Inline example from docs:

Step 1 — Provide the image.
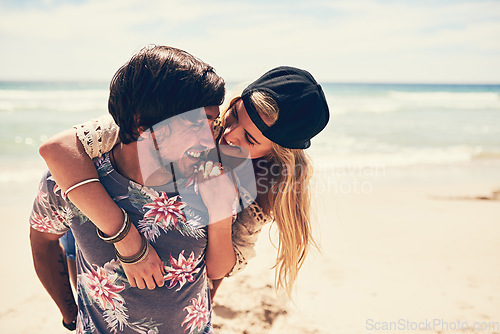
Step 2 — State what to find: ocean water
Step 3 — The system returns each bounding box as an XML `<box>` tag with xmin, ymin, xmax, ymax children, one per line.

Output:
<box><xmin>311</xmin><ymin>83</ymin><xmax>500</xmax><ymax>165</ymax></box>
<box><xmin>1</xmin><ymin>81</ymin><xmax>499</xmax><ymax>186</ymax></box>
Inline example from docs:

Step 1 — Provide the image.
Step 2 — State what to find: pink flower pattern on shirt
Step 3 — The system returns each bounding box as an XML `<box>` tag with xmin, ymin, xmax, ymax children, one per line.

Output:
<box><xmin>31</xmin><ymin>157</ymin><xmax>212</xmax><ymax>333</ymax></box>
<box><xmin>36</xmin><ymin>182</ymin><xmax>49</xmax><ymax>207</ymax></box>
<box><xmin>30</xmin><ymin>211</ymin><xmax>55</xmax><ymax>233</ymax></box>
<box><xmin>53</xmin><ymin>182</ymin><xmax>66</xmax><ymax>199</ymax></box>
<box><xmin>82</xmin><ymin>265</ymin><xmax>125</xmax><ymax>310</ymax></box>
<box><xmin>164</xmin><ymin>251</ymin><xmax>202</xmax><ymax>291</ymax></box>
<box><xmin>143</xmin><ymin>192</ymin><xmax>186</xmax><ymax>229</ymax></box>
<box><xmin>182</xmin><ymin>290</ymin><xmax>210</xmax><ymax>334</ymax></box>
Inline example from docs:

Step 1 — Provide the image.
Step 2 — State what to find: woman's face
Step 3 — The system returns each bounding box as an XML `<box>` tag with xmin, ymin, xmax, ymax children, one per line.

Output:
<box><xmin>219</xmin><ymin>99</ymin><xmax>273</xmax><ymax>159</ymax></box>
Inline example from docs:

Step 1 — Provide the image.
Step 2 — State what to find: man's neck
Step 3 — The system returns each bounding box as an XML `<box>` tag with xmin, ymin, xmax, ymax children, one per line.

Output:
<box><xmin>111</xmin><ymin>142</ymin><xmax>143</xmax><ymax>184</ymax></box>
<box><xmin>111</xmin><ymin>143</ymin><xmax>173</xmax><ymax>186</ymax></box>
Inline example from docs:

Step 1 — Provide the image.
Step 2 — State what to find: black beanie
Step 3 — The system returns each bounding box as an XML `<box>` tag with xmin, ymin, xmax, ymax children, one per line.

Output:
<box><xmin>241</xmin><ymin>66</ymin><xmax>330</xmax><ymax>149</ymax></box>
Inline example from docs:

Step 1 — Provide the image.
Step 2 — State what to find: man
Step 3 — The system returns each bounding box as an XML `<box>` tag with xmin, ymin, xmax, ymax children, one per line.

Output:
<box><xmin>29</xmin><ymin>45</ymin><xmax>231</xmax><ymax>333</ymax></box>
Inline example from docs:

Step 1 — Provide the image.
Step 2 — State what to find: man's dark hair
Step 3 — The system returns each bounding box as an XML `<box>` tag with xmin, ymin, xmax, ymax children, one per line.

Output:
<box><xmin>108</xmin><ymin>45</ymin><xmax>225</xmax><ymax>144</ymax></box>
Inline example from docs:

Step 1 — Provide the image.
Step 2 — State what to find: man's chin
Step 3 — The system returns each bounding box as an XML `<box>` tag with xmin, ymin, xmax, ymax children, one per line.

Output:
<box><xmin>175</xmin><ymin>159</ymin><xmax>198</xmax><ymax>178</ymax></box>
<box><xmin>143</xmin><ymin>168</ymin><xmax>172</xmax><ymax>187</ymax></box>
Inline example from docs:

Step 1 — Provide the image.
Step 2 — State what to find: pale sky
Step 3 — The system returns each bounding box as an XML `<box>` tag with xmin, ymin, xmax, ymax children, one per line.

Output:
<box><xmin>0</xmin><ymin>0</ymin><xmax>499</xmax><ymax>83</ymax></box>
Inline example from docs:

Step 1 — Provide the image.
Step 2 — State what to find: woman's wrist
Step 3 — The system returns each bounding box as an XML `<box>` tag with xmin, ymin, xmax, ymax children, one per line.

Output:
<box><xmin>93</xmin><ymin>207</ymin><xmax>144</xmax><ymax>258</ymax></box>
<box><xmin>96</xmin><ymin>208</ymin><xmax>131</xmax><ymax>243</ymax></box>
<box><xmin>207</xmin><ymin>210</ymin><xmax>233</xmax><ymax>222</ymax></box>
<box><xmin>206</xmin><ymin>198</ymin><xmax>235</xmax><ymax>225</ymax></box>
<box><xmin>208</xmin><ymin>216</ymin><xmax>233</xmax><ymax>231</ymax></box>
<box><xmin>94</xmin><ymin>206</ymin><xmax>128</xmax><ymax>237</ymax></box>
<box><xmin>115</xmin><ymin>233</ymin><xmax>150</xmax><ymax>264</ymax></box>
<box><xmin>114</xmin><ymin>225</ymin><xmax>143</xmax><ymax>257</ymax></box>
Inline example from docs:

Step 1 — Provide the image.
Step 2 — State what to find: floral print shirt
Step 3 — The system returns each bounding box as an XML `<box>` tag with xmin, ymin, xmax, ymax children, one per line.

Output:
<box><xmin>75</xmin><ymin>114</ymin><xmax>273</xmax><ymax>276</ymax></box>
<box><xmin>30</xmin><ymin>153</ymin><xmax>213</xmax><ymax>334</ymax></box>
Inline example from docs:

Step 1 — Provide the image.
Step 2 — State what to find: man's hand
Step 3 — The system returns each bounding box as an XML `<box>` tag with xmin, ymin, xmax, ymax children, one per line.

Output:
<box><xmin>30</xmin><ymin>228</ymin><xmax>78</xmax><ymax>327</ymax></box>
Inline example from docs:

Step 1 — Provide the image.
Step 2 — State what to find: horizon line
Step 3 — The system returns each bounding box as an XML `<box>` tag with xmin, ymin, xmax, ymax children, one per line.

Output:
<box><xmin>1</xmin><ymin>79</ymin><xmax>500</xmax><ymax>86</ymax></box>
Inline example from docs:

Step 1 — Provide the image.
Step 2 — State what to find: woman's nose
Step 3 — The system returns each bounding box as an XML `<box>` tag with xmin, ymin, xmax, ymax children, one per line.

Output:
<box><xmin>222</xmin><ymin>125</ymin><xmax>241</xmax><ymax>146</ymax></box>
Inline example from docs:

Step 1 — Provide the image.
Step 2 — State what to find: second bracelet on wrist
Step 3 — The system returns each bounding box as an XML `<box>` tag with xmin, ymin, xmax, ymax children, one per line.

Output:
<box><xmin>115</xmin><ymin>233</ymin><xmax>150</xmax><ymax>265</ymax></box>
<box><xmin>96</xmin><ymin>208</ymin><xmax>131</xmax><ymax>244</ymax></box>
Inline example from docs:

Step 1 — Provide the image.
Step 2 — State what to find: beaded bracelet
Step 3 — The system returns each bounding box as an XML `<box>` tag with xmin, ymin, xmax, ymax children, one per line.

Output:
<box><xmin>115</xmin><ymin>233</ymin><xmax>150</xmax><ymax>265</ymax></box>
<box><xmin>96</xmin><ymin>208</ymin><xmax>131</xmax><ymax>244</ymax></box>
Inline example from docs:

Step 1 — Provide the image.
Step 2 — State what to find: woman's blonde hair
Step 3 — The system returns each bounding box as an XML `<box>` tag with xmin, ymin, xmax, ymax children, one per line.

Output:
<box><xmin>224</xmin><ymin>91</ymin><xmax>318</xmax><ymax>296</ymax></box>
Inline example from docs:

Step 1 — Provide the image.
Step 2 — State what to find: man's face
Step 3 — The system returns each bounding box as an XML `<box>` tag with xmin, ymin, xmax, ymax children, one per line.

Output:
<box><xmin>138</xmin><ymin>106</ymin><xmax>220</xmax><ymax>181</ymax></box>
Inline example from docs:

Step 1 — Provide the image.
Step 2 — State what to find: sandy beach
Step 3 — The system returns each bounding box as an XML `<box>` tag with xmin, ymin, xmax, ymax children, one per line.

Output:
<box><xmin>211</xmin><ymin>167</ymin><xmax>500</xmax><ymax>334</ymax></box>
<box><xmin>1</xmin><ymin>160</ymin><xmax>499</xmax><ymax>333</ymax></box>
<box><xmin>1</xmin><ymin>0</ymin><xmax>499</xmax><ymax>331</ymax></box>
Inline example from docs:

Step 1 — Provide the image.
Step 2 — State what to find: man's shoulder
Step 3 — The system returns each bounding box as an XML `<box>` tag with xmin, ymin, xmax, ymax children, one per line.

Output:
<box><xmin>93</xmin><ymin>152</ymin><xmax>114</xmax><ymax>177</ymax></box>
<box><xmin>36</xmin><ymin>169</ymin><xmax>57</xmax><ymax>191</ymax></box>
<box><xmin>30</xmin><ymin>170</ymin><xmax>73</xmax><ymax>234</ymax></box>
<box><xmin>36</xmin><ymin>169</ymin><xmax>70</xmax><ymax>203</ymax></box>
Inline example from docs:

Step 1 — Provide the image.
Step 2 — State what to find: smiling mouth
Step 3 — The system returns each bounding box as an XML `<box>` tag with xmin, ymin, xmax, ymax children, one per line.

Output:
<box><xmin>185</xmin><ymin>146</ymin><xmax>209</xmax><ymax>159</ymax></box>
<box><xmin>186</xmin><ymin>150</ymin><xmax>202</xmax><ymax>158</ymax></box>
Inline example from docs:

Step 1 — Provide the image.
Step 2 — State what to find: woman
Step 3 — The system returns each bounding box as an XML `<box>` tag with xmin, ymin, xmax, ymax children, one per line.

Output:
<box><xmin>40</xmin><ymin>66</ymin><xmax>330</xmax><ymax>298</ymax></box>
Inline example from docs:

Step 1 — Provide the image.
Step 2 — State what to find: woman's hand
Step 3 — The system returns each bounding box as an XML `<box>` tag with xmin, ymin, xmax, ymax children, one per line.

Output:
<box><xmin>197</xmin><ymin>161</ymin><xmax>237</xmax><ymax>279</ymax></box>
<box><xmin>197</xmin><ymin>161</ymin><xmax>238</xmax><ymax>224</ymax></box>
<box><xmin>115</xmin><ymin>225</ymin><xmax>165</xmax><ymax>289</ymax></box>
